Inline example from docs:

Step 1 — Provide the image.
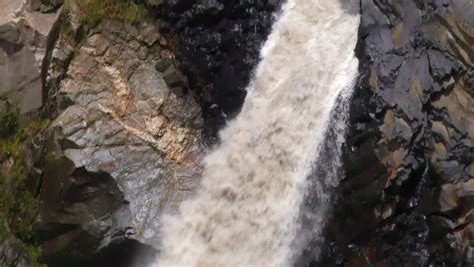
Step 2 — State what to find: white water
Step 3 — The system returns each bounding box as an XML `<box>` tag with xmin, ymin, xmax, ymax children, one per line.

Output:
<box><xmin>154</xmin><ymin>0</ymin><xmax>360</xmax><ymax>266</ymax></box>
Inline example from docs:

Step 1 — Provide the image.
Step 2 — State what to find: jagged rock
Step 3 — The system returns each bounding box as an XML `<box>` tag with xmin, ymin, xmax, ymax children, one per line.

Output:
<box><xmin>1</xmin><ymin>0</ymin><xmax>470</xmax><ymax>265</ymax></box>
<box><xmin>320</xmin><ymin>0</ymin><xmax>474</xmax><ymax>266</ymax></box>
<box><xmin>459</xmin><ymin>179</ymin><xmax>474</xmax><ymax>197</ymax></box>
<box><xmin>154</xmin><ymin>0</ymin><xmax>283</xmax><ymax>135</ymax></box>
<box><xmin>0</xmin><ymin>0</ymin><xmax>61</xmax><ymax>113</ymax></box>
<box><xmin>439</xmin><ymin>183</ymin><xmax>460</xmax><ymax>212</ymax></box>
<box><xmin>29</xmin><ymin>18</ymin><xmax>205</xmax><ymax>264</ymax></box>
<box><xmin>29</xmin><ymin>0</ymin><xmax>64</xmax><ymax>13</ymax></box>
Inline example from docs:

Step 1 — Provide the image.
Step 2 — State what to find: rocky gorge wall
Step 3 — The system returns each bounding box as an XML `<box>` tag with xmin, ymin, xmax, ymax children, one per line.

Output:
<box><xmin>161</xmin><ymin>0</ymin><xmax>473</xmax><ymax>266</ymax></box>
<box><xmin>0</xmin><ymin>0</ymin><xmax>472</xmax><ymax>266</ymax></box>
<box><xmin>1</xmin><ymin>0</ymin><xmax>282</xmax><ymax>265</ymax></box>
<box><xmin>1</xmin><ymin>0</ymin><xmax>205</xmax><ymax>265</ymax></box>
<box><xmin>318</xmin><ymin>0</ymin><xmax>474</xmax><ymax>266</ymax></box>
<box><xmin>0</xmin><ymin>0</ymin><xmax>62</xmax><ymax>113</ymax></box>
<box><xmin>151</xmin><ymin>0</ymin><xmax>283</xmax><ymax>137</ymax></box>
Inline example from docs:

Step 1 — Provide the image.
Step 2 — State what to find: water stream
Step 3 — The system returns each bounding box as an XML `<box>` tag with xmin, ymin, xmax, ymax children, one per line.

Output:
<box><xmin>154</xmin><ymin>0</ymin><xmax>360</xmax><ymax>265</ymax></box>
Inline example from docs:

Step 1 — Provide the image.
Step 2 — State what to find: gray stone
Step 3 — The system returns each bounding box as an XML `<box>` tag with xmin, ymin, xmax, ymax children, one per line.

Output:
<box><xmin>138</xmin><ymin>46</ymin><xmax>148</xmax><ymax>60</ymax></box>
<box><xmin>162</xmin><ymin>65</ymin><xmax>187</xmax><ymax>88</ymax></box>
<box><xmin>34</xmin><ymin>18</ymin><xmax>205</xmax><ymax>259</ymax></box>
<box><xmin>138</xmin><ymin>20</ymin><xmax>161</xmax><ymax>46</ymax></box>
<box><xmin>0</xmin><ymin>0</ymin><xmax>61</xmax><ymax>113</ymax></box>
<box><xmin>458</xmin><ymin>179</ymin><xmax>474</xmax><ymax>198</ymax></box>
<box><xmin>324</xmin><ymin>0</ymin><xmax>474</xmax><ymax>265</ymax></box>
<box><xmin>0</xmin><ymin>225</ymin><xmax>32</xmax><ymax>267</ymax></box>
<box><xmin>155</xmin><ymin>58</ymin><xmax>172</xmax><ymax>72</ymax></box>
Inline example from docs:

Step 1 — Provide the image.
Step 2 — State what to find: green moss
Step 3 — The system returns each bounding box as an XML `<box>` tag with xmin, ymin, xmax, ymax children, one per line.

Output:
<box><xmin>67</xmin><ymin>0</ymin><xmax>147</xmax><ymax>27</ymax></box>
<box><xmin>0</xmin><ymin>101</ymin><xmax>50</xmax><ymax>266</ymax></box>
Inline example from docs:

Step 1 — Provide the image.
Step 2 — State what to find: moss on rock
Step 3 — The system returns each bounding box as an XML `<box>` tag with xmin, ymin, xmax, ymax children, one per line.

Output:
<box><xmin>0</xmin><ymin>100</ymin><xmax>50</xmax><ymax>266</ymax></box>
<box><xmin>66</xmin><ymin>0</ymin><xmax>147</xmax><ymax>27</ymax></box>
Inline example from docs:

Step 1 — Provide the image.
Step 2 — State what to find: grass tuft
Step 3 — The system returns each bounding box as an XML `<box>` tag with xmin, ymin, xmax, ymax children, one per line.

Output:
<box><xmin>66</xmin><ymin>0</ymin><xmax>147</xmax><ymax>27</ymax></box>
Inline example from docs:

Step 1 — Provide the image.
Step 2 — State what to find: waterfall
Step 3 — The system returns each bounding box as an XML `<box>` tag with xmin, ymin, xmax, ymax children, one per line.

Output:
<box><xmin>153</xmin><ymin>0</ymin><xmax>360</xmax><ymax>266</ymax></box>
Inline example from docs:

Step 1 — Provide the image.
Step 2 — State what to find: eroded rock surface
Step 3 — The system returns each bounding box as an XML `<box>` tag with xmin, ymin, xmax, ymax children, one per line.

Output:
<box><xmin>319</xmin><ymin>0</ymin><xmax>474</xmax><ymax>266</ymax></box>
<box><xmin>29</xmin><ymin>17</ymin><xmax>204</xmax><ymax>264</ymax></box>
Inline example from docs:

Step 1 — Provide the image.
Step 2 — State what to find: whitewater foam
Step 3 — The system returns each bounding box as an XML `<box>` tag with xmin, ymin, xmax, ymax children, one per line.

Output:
<box><xmin>154</xmin><ymin>0</ymin><xmax>360</xmax><ymax>266</ymax></box>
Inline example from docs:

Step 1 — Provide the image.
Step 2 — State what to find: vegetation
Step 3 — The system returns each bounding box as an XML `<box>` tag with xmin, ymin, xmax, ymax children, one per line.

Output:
<box><xmin>66</xmin><ymin>0</ymin><xmax>148</xmax><ymax>27</ymax></box>
<box><xmin>0</xmin><ymin>99</ymin><xmax>49</xmax><ymax>266</ymax></box>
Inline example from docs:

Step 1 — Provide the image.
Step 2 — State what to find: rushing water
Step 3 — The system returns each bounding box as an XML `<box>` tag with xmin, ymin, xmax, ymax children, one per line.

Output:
<box><xmin>154</xmin><ymin>0</ymin><xmax>360</xmax><ymax>266</ymax></box>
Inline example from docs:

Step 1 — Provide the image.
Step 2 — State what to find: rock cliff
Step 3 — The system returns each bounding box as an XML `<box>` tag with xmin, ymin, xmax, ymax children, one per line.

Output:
<box><xmin>0</xmin><ymin>0</ymin><xmax>62</xmax><ymax>113</ymax></box>
<box><xmin>0</xmin><ymin>0</ymin><xmax>472</xmax><ymax>266</ymax></box>
<box><xmin>152</xmin><ymin>0</ymin><xmax>283</xmax><ymax>136</ymax></box>
<box><xmin>2</xmin><ymin>0</ymin><xmax>205</xmax><ymax>265</ymax></box>
<box><xmin>33</xmin><ymin>16</ymin><xmax>204</xmax><ymax>264</ymax></box>
<box><xmin>318</xmin><ymin>0</ymin><xmax>473</xmax><ymax>266</ymax></box>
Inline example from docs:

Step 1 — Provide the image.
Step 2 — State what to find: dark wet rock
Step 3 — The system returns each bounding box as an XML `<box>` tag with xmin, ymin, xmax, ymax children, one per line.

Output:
<box><xmin>319</xmin><ymin>0</ymin><xmax>474</xmax><ymax>266</ymax></box>
<box><xmin>150</xmin><ymin>0</ymin><xmax>283</xmax><ymax>136</ymax></box>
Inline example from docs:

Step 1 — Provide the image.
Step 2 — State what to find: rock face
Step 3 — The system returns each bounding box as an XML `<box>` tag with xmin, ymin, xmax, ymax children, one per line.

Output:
<box><xmin>1</xmin><ymin>0</ymin><xmax>472</xmax><ymax>266</ymax></box>
<box><xmin>28</xmin><ymin>15</ymin><xmax>204</xmax><ymax>265</ymax></box>
<box><xmin>154</xmin><ymin>0</ymin><xmax>283</xmax><ymax>135</ymax></box>
<box><xmin>0</xmin><ymin>0</ymin><xmax>62</xmax><ymax>113</ymax></box>
<box><xmin>319</xmin><ymin>0</ymin><xmax>474</xmax><ymax>266</ymax></box>
<box><xmin>23</xmin><ymin>0</ymin><xmax>286</xmax><ymax>264</ymax></box>
<box><xmin>0</xmin><ymin>227</ymin><xmax>31</xmax><ymax>267</ymax></box>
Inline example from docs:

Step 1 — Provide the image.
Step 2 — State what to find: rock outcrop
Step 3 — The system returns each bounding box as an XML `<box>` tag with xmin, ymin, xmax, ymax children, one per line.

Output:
<box><xmin>0</xmin><ymin>0</ymin><xmax>62</xmax><ymax>113</ymax></box>
<box><xmin>319</xmin><ymin>0</ymin><xmax>474</xmax><ymax>266</ymax></box>
<box><xmin>152</xmin><ymin>0</ymin><xmax>283</xmax><ymax>135</ymax></box>
<box><xmin>1</xmin><ymin>0</ymin><xmax>472</xmax><ymax>266</ymax></box>
<box><xmin>29</xmin><ymin>15</ymin><xmax>205</xmax><ymax>264</ymax></box>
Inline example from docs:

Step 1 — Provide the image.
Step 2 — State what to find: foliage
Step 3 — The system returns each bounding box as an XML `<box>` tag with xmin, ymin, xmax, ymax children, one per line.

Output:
<box><xmin>0</xmin><ymin>101</ymin><xmax>19</xmax><ymax>138</ymax></box>
<box><xmin>67</xmin><ymin>0</ymin><xmax>147</xmax><ymax>27</ymax></box>
<box><xmin>0</xmin><ymin>101</ymin><xmax>50</xmax><ymax>266</ymax></box>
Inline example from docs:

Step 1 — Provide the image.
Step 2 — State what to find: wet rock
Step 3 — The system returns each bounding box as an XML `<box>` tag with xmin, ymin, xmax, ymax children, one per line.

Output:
<box><xmin>0</xmin><ymin>0</ymin><xmax>62</xmax><ymax>113</ymax></box>
<box><xmin>153</xmin><ymin>0</ymin><xmax>283</xmax><ymax>135</ymax></box>
<box><xmin>320</xmin><ymin>0</ymin><xmax>474</xmax><ymax>266</ymax></box>
<box><xmin>162</xmin><ymin>64</ymin><xmax>187</xmax><ymax>88</ymax></box>
<box><xmin>439</xmin><ymin>183</ymin><xmax>460</xmax><ymax>212</ymax></box>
